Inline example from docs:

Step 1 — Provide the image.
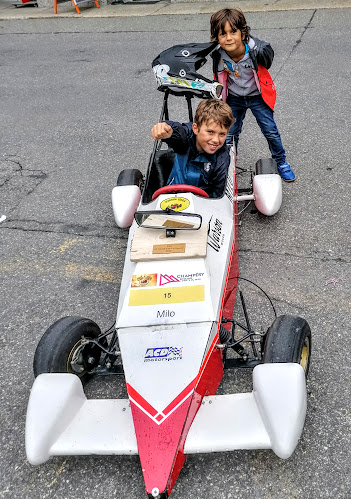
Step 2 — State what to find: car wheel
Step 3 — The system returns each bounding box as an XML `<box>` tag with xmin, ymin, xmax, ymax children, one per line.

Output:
<box><xmin>33</xmin><ymin>316</ymin><xmax>104</xmax><ymax>383</ymax></box>
<box><xmin>117</xmin><ymin>169</ymin><xmax>143</xmax><ymax>189</ymax></box>
<box><xmin>263</xmin><ymin>315</ymin><xmax>311</xmax><ymax>376</ymax></box>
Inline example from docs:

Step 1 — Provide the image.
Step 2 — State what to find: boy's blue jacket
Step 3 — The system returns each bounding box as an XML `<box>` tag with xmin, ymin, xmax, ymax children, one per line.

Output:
<box><xmin>163</xmin><ymin>120</ymin><xmax>230</xmax><ymax>198</ymax></box>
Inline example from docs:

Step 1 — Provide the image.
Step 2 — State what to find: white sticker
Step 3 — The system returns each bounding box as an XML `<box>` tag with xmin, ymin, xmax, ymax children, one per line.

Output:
<box><xmin>117</xmin><ymin>260</ymin><xmax>214</xmax><ymax>328</ymax></box>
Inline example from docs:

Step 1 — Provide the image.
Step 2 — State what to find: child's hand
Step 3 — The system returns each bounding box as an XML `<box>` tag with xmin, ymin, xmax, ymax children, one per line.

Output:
<box><xmin>151</xmin><ymin>122</ymin><xmax>173</xmax><ymax>140</ymax></box>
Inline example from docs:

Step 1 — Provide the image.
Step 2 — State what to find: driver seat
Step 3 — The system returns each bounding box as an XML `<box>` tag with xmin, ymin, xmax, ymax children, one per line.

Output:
<box><xmin>142</xmin><ymin>148</ymin><xmax>175</xmax><ymax>204</ymax></box>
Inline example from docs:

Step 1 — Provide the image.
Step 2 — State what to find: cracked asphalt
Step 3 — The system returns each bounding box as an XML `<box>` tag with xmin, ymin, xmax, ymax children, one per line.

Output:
<box><xmin>0</xmin><ymin>6</ymin><xmax>350</xmax><ymax>499</ymax></box>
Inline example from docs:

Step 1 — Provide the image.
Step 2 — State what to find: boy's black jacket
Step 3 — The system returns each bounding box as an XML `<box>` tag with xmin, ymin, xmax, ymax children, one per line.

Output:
<box><xmin>164</xmin><ymin>121</ymin><xmax>230</xmax><ymax>199</ymax></box>
<box><xmin>211</xmin><ymin>36</ymin><xmax>274</xmax><ymax>79</ymax></box>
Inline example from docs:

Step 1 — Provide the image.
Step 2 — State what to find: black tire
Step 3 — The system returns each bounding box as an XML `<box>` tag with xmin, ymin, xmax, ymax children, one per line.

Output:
<box><xmin>33</xmin><ymin>316</ymin><xmax>103</xmax><ymax>383</ymax></box>
<box><xmin>263</xmin><ymin>315</ymin><xmax>311</xmax><ymax>376</ymax></box>
<box><xmin>255</xmin><ymin>158</ymin><xmax>278</xmax><ymax>175</ymax></box>
<box><xmin>117</xmin><ymin>169</ymin><xmax>143</xmax><ymax>189</ymax></box>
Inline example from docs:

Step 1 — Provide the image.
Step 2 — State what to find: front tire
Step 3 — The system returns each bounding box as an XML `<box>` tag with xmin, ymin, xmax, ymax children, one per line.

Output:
<box><xmin>263</xmin><ymin>315</ymin><xmax>311</xmax><ymax>376</ymax></box>
<box><xmin>33</xmin><ymin>316</ymin><xmax>103</xmax><ymax>383</ymax></box>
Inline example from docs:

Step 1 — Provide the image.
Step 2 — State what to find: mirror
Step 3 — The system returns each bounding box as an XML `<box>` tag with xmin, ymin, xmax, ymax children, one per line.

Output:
<box><xmin>134</xmin><ymin>210</ymin><xmax>202</xmax><ymax>230</ymax></box>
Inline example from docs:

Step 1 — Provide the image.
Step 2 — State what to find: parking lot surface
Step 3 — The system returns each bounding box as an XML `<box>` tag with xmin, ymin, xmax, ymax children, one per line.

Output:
<box><xmin>0</xmin><ymin>6</ymin><xmax>350</xmax><ymax>499</ymax></box>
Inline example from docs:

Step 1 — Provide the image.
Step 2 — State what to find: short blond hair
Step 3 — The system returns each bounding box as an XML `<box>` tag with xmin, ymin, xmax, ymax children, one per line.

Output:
<box><xmin>194</xmin><ymin>99</ymin><xmax>234</xmax><ymax>130</ymax></box>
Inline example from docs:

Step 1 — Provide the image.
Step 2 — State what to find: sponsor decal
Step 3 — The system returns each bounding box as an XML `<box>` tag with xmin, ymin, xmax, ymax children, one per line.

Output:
<box><xmin>144</xmin><ymin>346</ymin><xmax>183</xmax><ymax>362</ymax></box>
<box><xmin>204</xmin><ymin>162</ymin><xmax>211</xmax><ymax>173</ymax></box>
<box><xmin>160</xmin><ymin>274</ymin><xmax>180</xmax><ymax>286</ymax></box>
<box><xmin>225</xmin><ymin>174</ymin><xmax>234</xmax><ymax>202</ymax></box>
<box><xmin>208</xmin><ymin>217</ymin><xmax>224</xmax><ymax>252</ymax></box>
<box><xmin>131</xmin><ymin>274</ymin><xmax>157</xmax><ymax>287</ymax></box>
<box><xmin>176</xmin><ymin>272</ymin><xmax>204</xmax><ymax>282</ymax></box>
<box><xmin>160</xmin><ymin>272</ymin><xmax>204</xmax><ymax>285</ymax></box>
<box><xmin>160</xmin><ymin>197</ymin><xmax>190</xmax><ymax>212</ymax></box>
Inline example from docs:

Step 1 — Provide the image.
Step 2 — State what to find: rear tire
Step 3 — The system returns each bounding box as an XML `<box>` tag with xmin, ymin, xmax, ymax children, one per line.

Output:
<box><xmin>33</xmin><ymin>316</ymin><xmax>103</xmax><ymax>383</ymax></box>
<box><xmin>117</xmin><ymin>169</ymin><xmax>143</xmax><ymax>189</ymax></box>
<box><xmin>263</xmin><ymin>315</ymin><xmax>311</xmax><ymax>376</ymax></box>
<box><xmin>255</xmin><ymin>158</ymin><xmax>278</xmax><ymax>175</ymax></box>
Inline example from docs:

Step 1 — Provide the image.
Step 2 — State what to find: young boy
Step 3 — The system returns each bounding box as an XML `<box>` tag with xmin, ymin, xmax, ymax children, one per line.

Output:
<box><xmin>210</xmin><ymin>8</ymin><xmax>295</xmax><ymax>182</ymax></box>
<box><xmin>151</xmin><ymin>99</ymin><xmax>234</xmax><ymax>198</ymax></box>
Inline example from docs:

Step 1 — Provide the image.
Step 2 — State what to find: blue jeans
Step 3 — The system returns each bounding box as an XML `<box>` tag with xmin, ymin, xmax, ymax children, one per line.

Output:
<box><xmin>226</xmin><ymin>94</ymin><xmax>286</xmax><ymax>165</ymax></box>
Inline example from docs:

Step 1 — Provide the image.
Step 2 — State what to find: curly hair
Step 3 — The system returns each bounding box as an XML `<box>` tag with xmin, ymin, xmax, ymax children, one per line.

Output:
<box><xmin>194</xmin><ymin>99</ymin><xmax>234</xmax><ymax>130</ymax></box>
<box><xmin>210</xmin><ymin>8</ymin><xmax>250</xmax><ymax>43</ymax></box>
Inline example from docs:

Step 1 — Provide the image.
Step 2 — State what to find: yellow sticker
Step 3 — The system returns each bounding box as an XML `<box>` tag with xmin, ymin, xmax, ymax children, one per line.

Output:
<box><xmin>160</xmin><ymin>197</ymin><xmax>190</xmax><ymax>212</ymax></box>
<box><xmin>129</xmin><ymin>285</ymin><xmax>204</xmax><ymax>306</ymax></box>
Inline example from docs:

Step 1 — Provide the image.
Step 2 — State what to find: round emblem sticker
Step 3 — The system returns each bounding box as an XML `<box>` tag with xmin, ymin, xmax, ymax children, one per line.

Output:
<box><xmin>160</xmin><ymin>197</ymin><xmax>190</xmax><ymax>212</ymax></box>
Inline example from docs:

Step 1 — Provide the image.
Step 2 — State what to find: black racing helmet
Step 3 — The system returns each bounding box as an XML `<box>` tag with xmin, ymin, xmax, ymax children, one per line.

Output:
<box><xmin>152</xmin><ymin>42</ymin><xmax>223</xmax><ymax>99</ymax></box>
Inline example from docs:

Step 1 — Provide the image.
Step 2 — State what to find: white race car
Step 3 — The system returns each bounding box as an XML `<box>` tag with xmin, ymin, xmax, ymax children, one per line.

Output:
<box><xmin>26</xmin><ymin>43</ymin><xmax>311</xmax><ymax>499</ymax></box>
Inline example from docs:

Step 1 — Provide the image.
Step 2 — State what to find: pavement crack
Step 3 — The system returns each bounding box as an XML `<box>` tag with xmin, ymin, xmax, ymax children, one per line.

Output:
<box><xmin>239</xmin><ymin>247</ymin><xmax>349</xmax><ymax>264</ymax></box>
<box><xmin>5</xmin><ymin>157</ymin><xmax>23</xmax><ymax>171</ymax></box>
<box><xmin>0</xmin><ymin>218</ymin><xmax>129</xmax><ymax>240</ymax></box>
<box><xmin>1</xmin><ymin>155</ymin><xmax>48</xmax><ymax>213</ymax></box>
<box><xmin>2</xmin><ymin>155</ymin><xmax>47</xmax><ymax>179</ymax></box>
<box><xmin>273</xmin><ymin>9</ymin><xmax>316</xmax><ymax>81</ymax></box>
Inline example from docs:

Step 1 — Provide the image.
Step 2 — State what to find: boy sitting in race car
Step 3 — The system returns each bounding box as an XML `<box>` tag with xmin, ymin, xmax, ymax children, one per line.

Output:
<box><xmin>151</xmin><ymin>99</ymin><xmax>234</xmax><ymax>198</ymax></box>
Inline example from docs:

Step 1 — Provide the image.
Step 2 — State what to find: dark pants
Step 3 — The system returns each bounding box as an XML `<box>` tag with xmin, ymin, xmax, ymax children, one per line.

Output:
<box><xmin>226</xmin><ymin>94</ymin><xmax>286</xmax><ymax>165</ymax></box>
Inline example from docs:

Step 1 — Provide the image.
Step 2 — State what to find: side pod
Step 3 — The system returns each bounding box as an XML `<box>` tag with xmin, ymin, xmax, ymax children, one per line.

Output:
<box><xmin>112</xmin><ymin>185</ymin><xmax>141</xmax><ymax>228</ymax></box>
<box><xmin>253</xmin><ymin>158</ymin><xmax>282</xmax><ymax>216</ymax></box>
<box><xmin>112</xmin><ymin>169</ymin><xmax>143</xmax><ymax>228</ymax></box>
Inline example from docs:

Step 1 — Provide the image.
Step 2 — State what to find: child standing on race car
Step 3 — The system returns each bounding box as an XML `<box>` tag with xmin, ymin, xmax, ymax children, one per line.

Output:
<box><xmin>210</xmin><ymin>8</ymin><xmax>295</xmax><ymax>182</ymax></box>
<box><xmin>151</xmin><ymin>99</ymin><xmax>234</xmax><ymax>198</ymax></box>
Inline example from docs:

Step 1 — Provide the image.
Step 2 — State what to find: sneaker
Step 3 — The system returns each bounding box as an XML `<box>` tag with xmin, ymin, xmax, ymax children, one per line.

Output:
<box><xmin>277</xmin><ymin>162</ymin><xmax>295</xmax><ymax>182</ymax></box>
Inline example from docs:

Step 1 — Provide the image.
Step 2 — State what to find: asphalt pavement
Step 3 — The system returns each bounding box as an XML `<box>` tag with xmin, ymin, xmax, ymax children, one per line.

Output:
<box><xmin>0</xmin><ymin>3</ymin><xmax>351</xmax><ymax>499</ymax></box>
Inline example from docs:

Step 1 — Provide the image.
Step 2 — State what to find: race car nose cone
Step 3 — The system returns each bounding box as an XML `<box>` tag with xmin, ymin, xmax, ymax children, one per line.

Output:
<box><xmin>148</xmin><ymin>488</ymin><xmax>168</xmax><ymax>498</ymax></box>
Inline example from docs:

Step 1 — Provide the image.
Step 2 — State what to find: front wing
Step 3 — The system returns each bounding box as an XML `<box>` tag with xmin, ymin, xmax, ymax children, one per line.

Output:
<box><xmin>26</xmin><ymin>363</ymin><xmax>306</xmax><ymax>465</ymax></box>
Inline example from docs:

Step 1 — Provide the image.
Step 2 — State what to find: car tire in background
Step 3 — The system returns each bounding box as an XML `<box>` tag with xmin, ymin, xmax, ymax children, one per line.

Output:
<box><xmin>263</xmin><ymin>314</ymin><xmax>311</xmax><ymax>376</ymax></box>
<box><xmin>117</xmin><ymin>168</ymin><xmax>143</xmax><ymax>188</ymax></box>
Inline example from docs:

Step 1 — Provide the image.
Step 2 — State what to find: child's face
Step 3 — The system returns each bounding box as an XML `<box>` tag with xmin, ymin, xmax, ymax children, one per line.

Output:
<box><xmin>192</xmin><ymin>120</ymin><xmax>228</xmax><ymax>155</ymax></box>
<box><xmin>217</xmin><ymin>21</ymin><xmax>245</xmax><ymax>59</ymax></box>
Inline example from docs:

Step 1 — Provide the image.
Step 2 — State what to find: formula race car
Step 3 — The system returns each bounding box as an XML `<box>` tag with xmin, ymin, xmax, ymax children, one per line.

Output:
<box><xmin>26</xmin><ymin>42</ymin><xmax>311</xmax><ymax>499</ymax></box>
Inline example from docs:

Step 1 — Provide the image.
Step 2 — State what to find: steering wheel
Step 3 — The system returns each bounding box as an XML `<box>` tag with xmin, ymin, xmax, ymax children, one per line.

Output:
<box><xmin>152</xmin><ymin>184</ymin><xmax>209</xmax><ymax>201</ymax></box>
